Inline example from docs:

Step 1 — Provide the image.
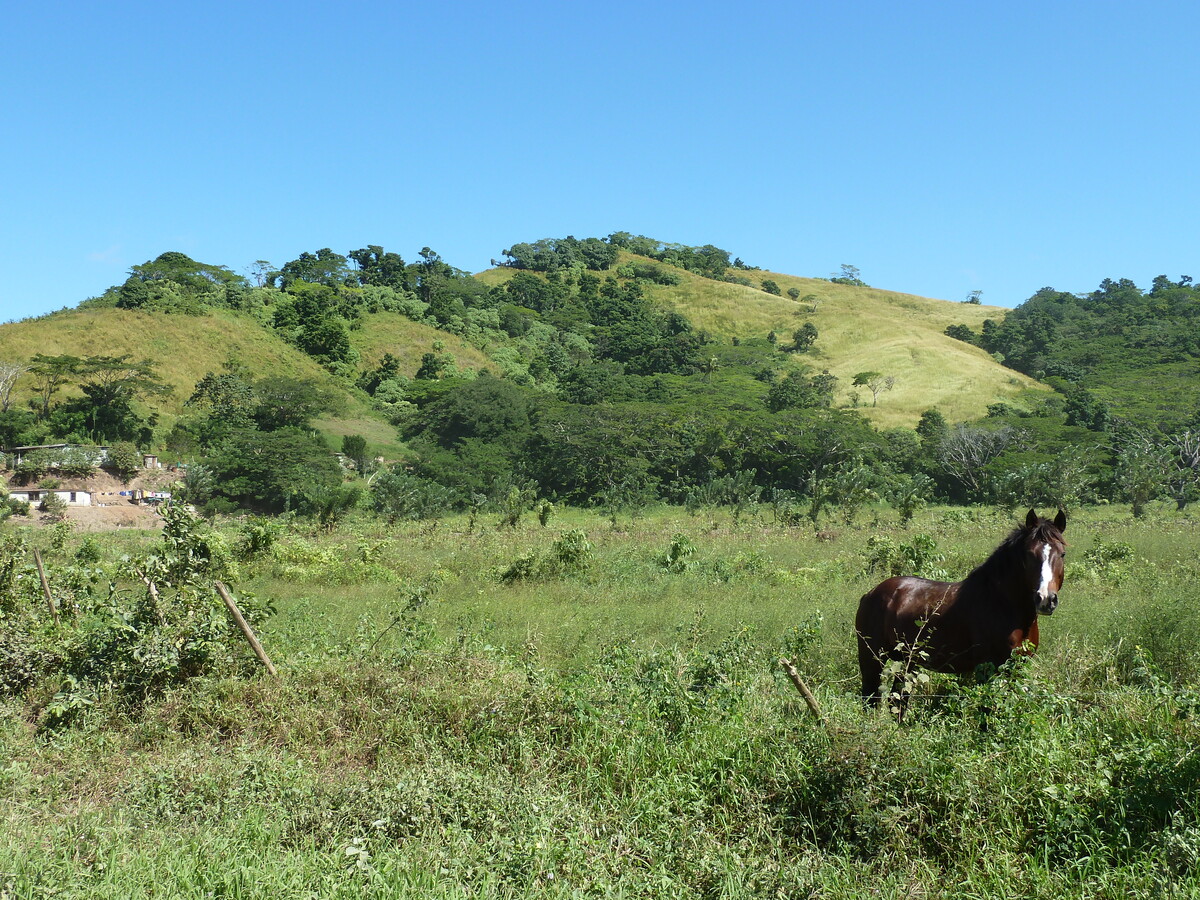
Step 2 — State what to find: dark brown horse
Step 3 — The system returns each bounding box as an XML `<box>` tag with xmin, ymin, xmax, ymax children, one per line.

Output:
<box><xmin>856</xmin><ymin>509</ymin><xmax>1067</xmax><ymax>705</ymax></box>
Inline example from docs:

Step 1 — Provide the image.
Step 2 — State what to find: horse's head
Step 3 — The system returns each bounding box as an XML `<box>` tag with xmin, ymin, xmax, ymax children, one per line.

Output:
<box><xmin>1023</xmin><ymin>508</ymin><xmax>1067</xmax><ymax>615</ymax></box>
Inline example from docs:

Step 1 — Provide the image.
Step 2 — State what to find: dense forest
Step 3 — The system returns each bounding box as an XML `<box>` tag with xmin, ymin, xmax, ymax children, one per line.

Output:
<box><xmin>2</xmin><ymin>234</ymin><xmax>1198</xmax><ymax>524</ymax></box>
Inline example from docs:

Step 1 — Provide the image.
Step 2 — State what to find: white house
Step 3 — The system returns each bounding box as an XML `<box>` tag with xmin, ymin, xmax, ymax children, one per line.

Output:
<box><xmin>9</xmin><ymin>488</ymin><xmax>94</xmax><ymax>507</ymax></box>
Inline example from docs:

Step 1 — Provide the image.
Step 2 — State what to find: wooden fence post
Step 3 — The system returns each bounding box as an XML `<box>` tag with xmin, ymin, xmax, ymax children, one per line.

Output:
<box><xmin>215</xmin><ymin>581</ymin><xmax>277</xmax><ymax>676</ymax></box>
<box><xmin>780</xmin><ymin>657</ymin><xmax>826</xmax><ymax>727</ymax></box>
<box><xmin>33</xmin><ymin>549</ymin><xmax>59</xmax><ymax>627</ymax></box>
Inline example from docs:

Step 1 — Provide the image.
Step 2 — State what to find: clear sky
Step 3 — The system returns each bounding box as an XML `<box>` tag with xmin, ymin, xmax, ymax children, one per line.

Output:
<box><xmin>3</xmin><ymin>1</ymin><xmax>1197</xmax><ymax>322</ymax></box>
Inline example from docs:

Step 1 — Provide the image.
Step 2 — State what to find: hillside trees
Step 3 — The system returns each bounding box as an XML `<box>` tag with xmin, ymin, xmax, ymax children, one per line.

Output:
<box><xmin>501</xmin><ymin>236</ymin><xmax>619</xmax><ymax>272</ymax></box>
<box><xmin>946</xmin><ymin>275</ymin><xmax>1200</xmax><ymax>428</ymax></box>
<box><xmin>853</xmin><ymin>371</ymin><xmax>895</xmax><ymax>407</ymax></box>
<box><xmin>765</xmin><ymin>370</ymin><xmax>837</xmax><ymax>411</ymax></box>
<box><xmin>0</xmin><ymin>362</ymin><xmax>26</xmax><ymax>413</ymax></box>
<box><xmin>348</xmin><ymin>245</ymin><xmax>407</xmax><ymax>289</ymax></box>
<box><xmin>112</xmin><ymin>252</ymin><xmax>247</xmax><ymax>313</ymax></box>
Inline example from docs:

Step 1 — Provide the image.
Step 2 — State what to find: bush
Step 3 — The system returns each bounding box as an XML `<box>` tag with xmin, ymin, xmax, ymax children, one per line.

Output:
<box><xmin>0</xmin><ymin>503</ymin><xmax>264</xmax><ymax>727</ymax></box>
<box><xmin>38</xmin><ymin>492</ymin><xmax>68</xmax><ymax>522</ymax></box>
<box><xmin>106</xmin><ymin>441</ymin><xmax>142</xmax><ymax>483</ymax></box>
<box><xmin>500</xmin><ymin>529</ymin><xmax>593</xmax><ymax>582</ymax></box>
<box><xmin>371</xmin><ymin>470</ymin><xmax>459</xmax><ymax>522</ymax></box>
<box><xmin>865</xmin><ymin>533</ymin><xmax>948</xmax><ymax>580</ymax></box>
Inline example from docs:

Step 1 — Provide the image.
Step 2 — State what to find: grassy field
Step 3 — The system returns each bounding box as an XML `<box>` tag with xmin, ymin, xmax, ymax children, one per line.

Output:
<box><xmin>2</xmin><ymin>503</ymin><xmax>1199</xmax><ymax>897</ymax></box>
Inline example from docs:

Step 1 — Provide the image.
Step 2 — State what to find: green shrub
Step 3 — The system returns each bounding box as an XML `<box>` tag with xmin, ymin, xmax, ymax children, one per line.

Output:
<box><xmin>864</xmin><ymin>533</ymin><xmax>948</xmax><ymax>580</ymax></box>
<box><xmin>106</xmin><ymin>441</ymin><xmax>142</xmax><ymax>483</ymax></box>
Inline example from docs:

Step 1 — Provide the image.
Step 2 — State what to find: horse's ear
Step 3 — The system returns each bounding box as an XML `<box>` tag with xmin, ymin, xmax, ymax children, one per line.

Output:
<box><xmin>1054</xmin><ymin>509</ymin><xmax>1067</xmax><ymax>532</ymax></box>
<box><xmin>1025</xmin><ymin>509</ymin><xmax>1039</xmax><ymax>529</ymax></box>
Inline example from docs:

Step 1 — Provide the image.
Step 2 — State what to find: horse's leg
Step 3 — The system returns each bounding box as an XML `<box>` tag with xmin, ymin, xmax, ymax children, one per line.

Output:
<box><xmin>857</xmin><ymin>633</ymin><xmax>884</xmax><ymax>707</ymax></box>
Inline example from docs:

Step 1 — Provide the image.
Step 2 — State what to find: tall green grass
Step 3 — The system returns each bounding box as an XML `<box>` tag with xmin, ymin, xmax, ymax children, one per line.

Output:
<box><xmin>2</xmin><ymin>504</ymin><xmax>1199</xmax><ymax>898</ymax></box>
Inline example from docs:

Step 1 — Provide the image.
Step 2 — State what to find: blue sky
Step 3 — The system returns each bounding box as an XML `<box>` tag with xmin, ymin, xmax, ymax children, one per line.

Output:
<box><xmin>3</xmin><ymin>1</ymin><xmax>1197</xmax><ymax>322</ymax></box>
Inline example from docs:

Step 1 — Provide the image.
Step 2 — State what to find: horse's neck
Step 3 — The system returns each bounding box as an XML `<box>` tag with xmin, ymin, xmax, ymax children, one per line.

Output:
<box><xmin>964</xmin><ymin>567</ymin><xmax>1038</xmax><ymax>624</ymax></box>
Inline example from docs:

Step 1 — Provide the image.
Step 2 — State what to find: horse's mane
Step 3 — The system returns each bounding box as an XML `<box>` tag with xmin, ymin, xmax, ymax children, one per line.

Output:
<box><xmin>962</xmin><ymin>518</ymin><xmax>1062</xmax><ymax>587</ymax></box>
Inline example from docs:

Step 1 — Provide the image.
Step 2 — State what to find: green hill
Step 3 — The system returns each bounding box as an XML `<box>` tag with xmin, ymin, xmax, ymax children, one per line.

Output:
<box><xmin>0</xmin><ymin>307</ymin><xmax>490</xmax><ymax>457</ymax></box>
<box><xmin>479</xmin><ymin>253</ymin><xmax>1042</xmax><ymax>428</ymax></box>
<box><xmin>0</xmin><ymin>254</ymin><xmax>1039</xmax><ymax>447</ymax></box>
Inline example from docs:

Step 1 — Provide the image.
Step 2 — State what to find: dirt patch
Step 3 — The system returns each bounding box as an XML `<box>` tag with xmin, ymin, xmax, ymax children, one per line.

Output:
<box><xmin>5</xmin><ymin>466</ymin><xmax>184</xmax><ymax>532</ymax></box>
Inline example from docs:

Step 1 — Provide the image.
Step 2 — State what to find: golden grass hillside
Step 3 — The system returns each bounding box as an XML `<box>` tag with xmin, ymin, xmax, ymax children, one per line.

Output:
<box><xmin>0</xmin><ymin>308</ymin><xmax>403</xmax><ymax>453</ymax></box>
<box><xmin>688</xmin><ymin>268</ymin><xmax>1044</xmax><ymax>428</ymax></box>
<box><xmin>478</xmin><ymin>256</ymin><xmax>1043</xmax><ymax>428</ymax></box>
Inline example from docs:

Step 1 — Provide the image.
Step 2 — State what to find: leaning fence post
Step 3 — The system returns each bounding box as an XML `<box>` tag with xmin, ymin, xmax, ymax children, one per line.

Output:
<box><xmin>33</xmin><ymin>549</ymin><xmax>59</xmax><ymax>627</ymax></box>
<box><xmin>215</xmin><ymin>581</ymin><xmax>277</xmax><ymax>676</ymax></box>
<box><xmin>780</xmin><ymin>657</ymin><xmax>826</xmax><ymax>727</ymax></box>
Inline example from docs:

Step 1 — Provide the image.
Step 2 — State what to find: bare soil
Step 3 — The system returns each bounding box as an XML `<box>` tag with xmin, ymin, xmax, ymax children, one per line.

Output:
<box><xmin>5</xmin><ymin>466</ymin><xmax>183</xmax><ymax>532</ymax></box>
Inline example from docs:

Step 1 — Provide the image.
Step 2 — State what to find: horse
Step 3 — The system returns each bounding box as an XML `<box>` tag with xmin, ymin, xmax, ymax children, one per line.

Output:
<box><xmin>856</xmin><ymin>508</ymin><xmax>1067</xmax><ymax>707</ymax></box>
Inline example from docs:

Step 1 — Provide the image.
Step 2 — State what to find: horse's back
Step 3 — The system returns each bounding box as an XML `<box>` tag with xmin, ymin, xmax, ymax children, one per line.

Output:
<box><xmin>857</xmin><ymin>575</ymin><xmax>954</xmax><ymax>625</ymax></box>
<box><xmin>857</xmin><ymin>575</ymin><xmax>962</xmax><ymax>652</ymax></box>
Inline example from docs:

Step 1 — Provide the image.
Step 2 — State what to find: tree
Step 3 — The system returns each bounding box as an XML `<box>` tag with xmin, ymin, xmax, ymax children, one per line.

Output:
<box><xmin>115</xmin><ymin>252</ymin><xmax>246</xmax><ymax>311</ymax></box>
<box><xmin>788</xmin><ymin>323</ymin><xmax>819</xmax><ymax>353</ymax></box>
<box><xmin>0</xmin><ymin>362</ymin><xmax>27</xmax><ymax>413</ymax></box>
<box><xmin>915</xmin><ymin>409</ymin><xmax>948</xmax><ymax>448</ymax></box>
<box><xmin>830</xmin><ymin>264</ymin><xmax>866</xmax><ymax>286</ymax></box>
<box><xmin>852</xmin><ymin>371</ymin><xmax>895</xmax><ymax>406</ymax></box>
<box><xmin>1115</xmin><ymin>430</ymin><xmax>1170</xmax><ymax>518</ymax></box>
<box><xmin>253</xmin><ymin>376</ymin><xmax>336</xmax><ymax>431</ymax></box>
<box><xmin>188</xmin><ymin>368</ymin><xmax>257</xmax><ymax>431</ymax></box>
<box><xmin>275</xmin><ymin>248</ymin><xmax>352</xmax><ymax>288</ymax></box>
<box><xmin>963</xmin><ymin>290</ymin><xmax>983</xmax><ymax>304</ymax></box>
<box><xmin>341</xmin><ymin>434</ymin><xmax>369</xmax><ymax>473</ymax></box>
<box><xmin>349</xmin><ymin>245</ymin><xmax>407</xmax><ymax>289</ymax></box>
<box><xmin>786</xmin><ymin>287</ymin><xmax>801</xmax><ymax>302</ymax></box>
<box><xmin>1167</xmin><ymin>430</ymin><xmax>1200</xmax><ymax>510</ymax></box>
<box><xmin>766</xmin><ymin>370</ymin><xmax>835</xmax><ymax>411</ymax></box>
<box><xmin>28</xmin><ymin>354</ymin><xmax>85</xmax><ymax>419</ymax></box>
<box><xmin>761</xmin><ymin>279</ymin><xmax>782</xmax><ymax>296</ymax></box>
<box><xmin>106</xmin><ymin>442</ymin><xmax>142</xmax><ymax>483</ymax></box>
<box><xmin>936</xmin><ymin>424</ymin><xmax>1014</xmax><ymax>500</ymax></box>
<box><xmin>944</xmin><ymin>324</ymin><xmax>978</xmax><ymax>344</ymax></box>
<box><xmin>370</xmin><ymin>469</ymin><xmax>458</xmax><ymax>522</ymax></box>
<box><xmin>203</xmin><ymin>427</ymin><xmax>342</xmax><ymax>511</ymax></box>
<box><xmin>69</xmin><ymin>356</ymin><xmax>172</xmax><ymax>443</ymax></box>
<box><xmin>887</xmin><ymin>473</ymin><xmax>934</xmax><ymax>525</ymax></box>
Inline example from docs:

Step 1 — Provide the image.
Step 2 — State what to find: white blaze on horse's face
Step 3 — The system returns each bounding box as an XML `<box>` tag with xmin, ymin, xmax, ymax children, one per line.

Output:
<box><xmin>1035</xmin><ymin>542</ymin><xmax>1061</xmax><ymax>615</ymax></box>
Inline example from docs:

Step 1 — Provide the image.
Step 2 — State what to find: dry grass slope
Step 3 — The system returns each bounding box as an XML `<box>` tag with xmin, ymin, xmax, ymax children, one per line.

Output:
<box><xmin>644</xmin><ymin>264</ymin><xmax>1043</xmax><ymax>428</ymax></box>
<box><xmin>478</xmin><ymin>256</ymin><xmax>1042</xmax><ymax>427</ymax></box>
<box><xmin>0</xmin><ymin>307</ymin><xmax>405</xmax><ymax>450</ymax></box>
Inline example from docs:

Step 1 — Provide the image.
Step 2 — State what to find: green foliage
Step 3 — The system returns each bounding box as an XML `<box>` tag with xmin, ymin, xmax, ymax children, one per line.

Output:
<box><xmin>370</xmin><ymin>469</ymin><xmax>459</xmax><ymax>523</ymax></box>
<box><xmin>766</xmin><ymin>369</ymin><xmax>836</xmax><ymax>411</ymax></box>
<box><xmin>0</xmin><ymin>503</ymin><xmax>266</xmax><ymax>726</ymax></box>
<box><xmin>106</xmin><ymin>441</ymin><xmax>141</xmax><ymax>483</ymax></box>
<box><xmin>658</xmin><ymin>532</ymin><xmax>697</xmax><ymax>573</ymax></box>
<box><xmin>606</xmin><ymin>233</ymin><xmax>732</xmax><ymax>279</ymax></box>
<box><xmin>499</xmin><ymin>529</ymin><xmax>593</xmax><ymax>582</ymax></box>
<box><xmin>340</xmin><ymin>434</ymin><xmax>368</xmax><ymax>472</ymax></box>
<box><xmin>109</xmin><ymin>251</ymin><xmax>246</xmax><ymax>313</ymax></box>
<box><xmin>38</xmin><ymin>491</ymin><xmax>68</xmax><ymax>522</ymax></box>
<box><xmin>295</xmin><ymin>482</ymin><xmax>362</xmax><ymax>531</ymax></box>
<box><xmin>203</xmin><ymin>427</ymin><xmax>342</xmax><ymax>512</ymax></box>
<box><xmin>974</xmin><ymin>275</ymin><xmax>1200</xmax><ymax>428</ymax></box>
<box><xmin>829</xmin><ymin>263</ymin><xmax>867</xmax><ymax>286</ymax></box>
<box><xmin>235</xmin><ymin>516</ymin><xmax>281</xmax><ymax>559</ymax></box>
<box><xmin>786</xmin><ymin>322</ymin><xmax>819</xmax><ymax>352</ymax></box>
<box><xmin>865</xmin><ymin>533</ymin><xmax>948</xmax><ymax>580</ymax></box>
<box><xmin>501</xmin><ymin>236</ymin><xmax>619</xmax><ymax>272</ymax></box>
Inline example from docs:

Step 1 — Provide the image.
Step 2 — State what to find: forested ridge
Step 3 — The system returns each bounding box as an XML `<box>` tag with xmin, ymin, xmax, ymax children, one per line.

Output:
<box><xmin>2</xmin><ymin>234</ymin><xmax>1198</xmax><ymax>523</ymax></box>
